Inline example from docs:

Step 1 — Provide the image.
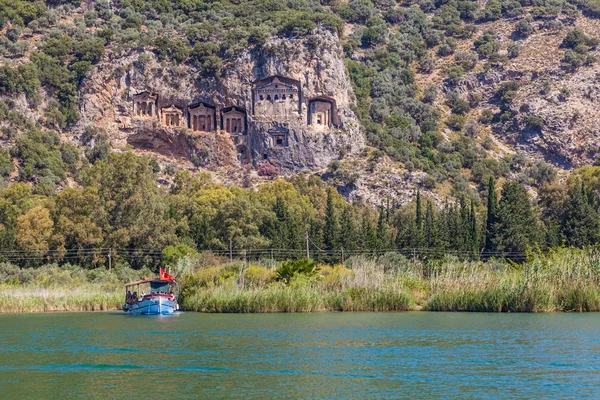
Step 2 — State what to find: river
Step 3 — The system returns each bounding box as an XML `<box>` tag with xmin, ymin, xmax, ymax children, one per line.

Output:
<box><xmin>0</xmin><ymin>312</ymin><xmax>599</xmax><ymax>398</ymax></box>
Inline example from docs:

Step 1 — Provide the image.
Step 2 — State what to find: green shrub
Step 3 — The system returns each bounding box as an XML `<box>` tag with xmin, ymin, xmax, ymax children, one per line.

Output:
<box><xmin>479</xmin><ymin>109</ymin><xmax>494</xmax><ymax>124</ymax></box>
<box><xmin>0</xmin><ymin>262</ymin><xmax>20</xmax><ymax>283</ymax></box>
<box><xmin>275</xmin><ymin>259</ymin><xmax>319</xmax><ymax>285</ymax></box>
<box><xmin>562</xmin><ymin>29</ymin><xmax>599</xmax><ymax>50</ymax></box>
<box><xmin>163</xmin><ymin>244</ymin><xmax>197</xmax><ymax>267</ymax></box>
<box><xmin>525</xmin><ymin>115</ymin><xmax>544</xmax><ymax>130</ymax></box>
<box><xmin>10</xmin><ymin>128</ymin><xmax>67</xmax><ymax>182</ymax></box>
<box><xmin>0</xmin><ymin>150</ymin><xmax>13</xmax><ymax>177</ymax></box>
<box><xmin>446</xmin><ymin>114</ymin><xmax>465</xmax><ymax>131</ymax></box>
<box><xmin>474</xmin><ymin>30</ymin><xmax>500</xmax><ymax>59</ymax></box>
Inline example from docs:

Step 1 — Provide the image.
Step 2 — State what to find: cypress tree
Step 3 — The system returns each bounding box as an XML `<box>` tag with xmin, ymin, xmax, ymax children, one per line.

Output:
<box><xmin>376</xmin><ymin>204</ymin><xmax>389</xmax><ymax>250</ymax></box>
<box><xmin>416</xmin><ymin>190</ymin><xmax>423</xmax><ymax>229</ymax></box>
<box><xmin>270</xmin><ymin>196</ymin><xmax>289</xmax><ymax>249</ymax></box>
<box><xmin>470</xmin><ymin>201</ymin><xmax>479</xmax><ymax>256</ymax></box>
<box><xmin>394</xmin><ymin>213</ymin><xmax>408</xmax><ymax>250</ymax></box>
<box><xmin>485</xmin><ymin>176</ymin><xmax>498</xmax><ymax>252</ymax></box>
<box><xmin>269</xmin><ymin>196</ymin><xmax>302</xmax><ymax>250</ymax></box>
<box><xmin>308</xmin><ymin>217</ymin><xmax>324</xmax><ymax>259</ymax></box>
<box><xmin>459</xmin><ymin>199</ymin><xmax>470</xmax><ymax>252</ymax></box>
<box><xmin>385</xmin><ymin>198</ymin><xmax>391</xmax><ymax>223</ymax></box>
<box><xmin>339</xmin><ymin>207</ymin><xmax>356</xmax><ymax>252</ymax></box>
<box><xmin>444</xmin><ymin>202</ymin><xmax>460</xmax><ymax>252</ymax></box>
<box><xmin>424</xmin><ymin>200</ymin><xmax>434</xmax><ymax>248</ymax></box>
<box><xmin>413</xmin><ymin>190</ymin><xmax>424</xmax><ymax>248</ymax></box>
<box><xmin>324</xmin><ymin>188</ymin><xmax>339</xmax><ymax>251</ymax></box>
<box><xmin>438</xmin><ymin>198</ymin><xmax>451</xmax><ymax>251</ymax></box>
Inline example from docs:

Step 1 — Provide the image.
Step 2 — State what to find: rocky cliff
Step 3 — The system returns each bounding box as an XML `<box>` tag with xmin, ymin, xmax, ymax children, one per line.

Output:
<box><xmin>77</xmin><ymin>30</ymin><xmax>364</xmax><ymax>175</ymax></box>
<box><xmin>422</xmin><ymin>16</ymin><xmax>600</xmax><ymax>170</ymax></box>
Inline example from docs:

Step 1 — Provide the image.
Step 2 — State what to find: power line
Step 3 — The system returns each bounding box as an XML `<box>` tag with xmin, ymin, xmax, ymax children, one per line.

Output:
<box><xmin>0</xmin><ymin>228</ymin><xmax>531</xmax><ymax>264</ymax></box>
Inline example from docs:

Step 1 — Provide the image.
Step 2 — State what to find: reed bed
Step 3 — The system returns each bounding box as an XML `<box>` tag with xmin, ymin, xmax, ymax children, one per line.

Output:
<box><xmin>0</xmin><ymin>263</ymin><xmax>150</xmax><ymax>313</ymax></box>
<box><xmin>0</xmin><ymin>287</ymin><xmax>122</xmax><ymax>313</ymax></box>
<box><xmin>180</xmin><ymin>258</ymin><xmax>424</xmax><ymax>313</ymax></box>
<box><xmin>179</xmin><ymin>249</ymin><xmax>600</xmax><ymax>313</ymax></box>
<box><xmin>425</xmin><ymin>249</ymin><xmax>600</xmax><ymax>312</ymax></box>
<box><xmin>2</xmin><ymin>248</ymin><xmax>600</xmax><ymax>313</ymax></box>
<box><xmin>181</xmin><ymin>285</ymin><xmax>413</xmax><ymax>313</ymax></box>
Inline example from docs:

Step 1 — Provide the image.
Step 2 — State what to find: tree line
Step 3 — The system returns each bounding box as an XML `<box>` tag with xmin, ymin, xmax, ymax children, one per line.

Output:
<box><xmin>0</xmin><ymin>151</ymin><xmax>599</xmax><ymax>268</ymax></box>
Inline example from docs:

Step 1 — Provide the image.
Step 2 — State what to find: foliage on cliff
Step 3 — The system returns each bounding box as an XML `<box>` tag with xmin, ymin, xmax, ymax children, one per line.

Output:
<box><xmin>1</xmin><ymin>0</ymin><xmax>600</xmax><ymax>216</ymax></box>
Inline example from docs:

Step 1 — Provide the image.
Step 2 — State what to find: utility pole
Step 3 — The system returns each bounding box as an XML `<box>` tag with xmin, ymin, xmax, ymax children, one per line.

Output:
<box><xmin>229</xmin><ymin>237</ymin><xmax>233</xmax><ymax>262</ymax></box>
<box><xmin>341</xmin><ymin>247</ymin><xmax>344</xmax><ymax>267</ymax></box>
<box><xmin>305</xmin><ymin>231</ymin><xmax>310</xmax><ymax>259</ymax></box>
<box><xmin>108</xmin><ymin>248</ymin><xmax>112</xmax><ymax>271</ymax></box>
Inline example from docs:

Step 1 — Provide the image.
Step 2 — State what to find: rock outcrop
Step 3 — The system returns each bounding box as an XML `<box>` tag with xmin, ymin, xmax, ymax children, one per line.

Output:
<box><xmin>77</xmin><ymin>30</ymin><xmax>364</xmax><ymax>174</ymax></box>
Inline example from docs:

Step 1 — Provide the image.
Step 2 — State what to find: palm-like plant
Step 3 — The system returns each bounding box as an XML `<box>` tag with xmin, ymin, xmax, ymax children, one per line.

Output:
<box><xmin>275</xmin><ymin>259</ymin><xmax>318</xmax><ymax>284</ymax></box>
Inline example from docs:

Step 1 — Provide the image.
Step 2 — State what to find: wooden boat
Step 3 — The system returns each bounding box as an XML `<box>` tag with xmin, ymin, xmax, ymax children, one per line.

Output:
<box><xmin>123</xmin><ymin>268</ymin><xmax>179</xmax><ymax>315</ymax></box>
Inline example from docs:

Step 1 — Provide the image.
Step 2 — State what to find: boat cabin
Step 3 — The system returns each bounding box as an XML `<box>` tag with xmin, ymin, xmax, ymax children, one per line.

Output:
<box><xmin>125</xmin><ymin>278</ymin><xmax>178</xmax><ymax>304</ymax></box>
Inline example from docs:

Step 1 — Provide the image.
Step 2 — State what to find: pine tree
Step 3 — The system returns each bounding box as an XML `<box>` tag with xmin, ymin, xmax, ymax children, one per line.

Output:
<box><xmin>484</xmin><ymin>176</ymin><xmax>498</xmax><ymax>252</ymax></box>
<box><xmin>494</xmin><ymin>181</ymin><xmax>538</xmax><ymax>254</ymax></box>
<box><xmin>323</xmin><ymin>188</ymin><xmax>339</xmax><ymax>251</ymax></box>
<box><xmin>360</xmin><ymin>214</ymin><xmax>378</xmax><ymax>251</ymax></box>
<box><xmin>561</xmin><ymin>182</ymin><xmax>600</xmax><ymax>247</ymax></box>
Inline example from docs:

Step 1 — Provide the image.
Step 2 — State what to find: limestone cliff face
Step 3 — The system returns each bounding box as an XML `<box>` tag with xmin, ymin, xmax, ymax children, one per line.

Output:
<box><xmin>509</xmin><ymin>68</ymin><xmax>600</xmax><ymax>168</ymax></box>
<box><xmin>448</xmin><ymin>64</ymin><xmax>600</xmax><ymax>169</ymax></box>
<box><xmin>77</xmin><ymin>30</ymin><xmax>364</xmax><ymax>173</ymax></box>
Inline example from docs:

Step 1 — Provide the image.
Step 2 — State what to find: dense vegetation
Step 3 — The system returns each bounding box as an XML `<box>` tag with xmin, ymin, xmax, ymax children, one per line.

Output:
<box><xmin>1</xmin><ymin>0</ymin><xmax>598</xmax><ymax>195</ymax></box>
<box><xmin>178</xmin><ymin>249</ymin><xmax>600</xmax><ymax>312</ymax></box>
<box><xmin>0</xmin><ymin>150</ymin><xmax>594</xmax><ymax>273</ymax></box>
<box><xmin>3</xmin><ymin>248</ymin><xmax>600</xmax><ymax>312</ymax></box>
<box><xmin>1</xmin><ymin>1</ymin><xmax>600</xmax><ymax>313</ymax></box>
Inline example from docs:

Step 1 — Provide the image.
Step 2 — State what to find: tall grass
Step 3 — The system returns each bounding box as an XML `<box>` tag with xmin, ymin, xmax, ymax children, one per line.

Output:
<box><xmin>0</xmin><ymin>287</ymin><xmax>122</xmax><ymax>313</ymax></box>
<box><xmin>180</xmin><ymin>258</ymin><xmax>422</xmax><ymax>313</ymax></box>
<box><xmin>0</xmin><ymin>263</ymin><xmax>151</xmax><ymax>313</ymax></box>
<box><xmin>425</xmin><ymin>249</ymin><xmax>600</xmax><ymax>312</ymax></box>
<box><xmin>182</xmin><ymin>285</ymin><xmax>413</xmax><ymax>313</ymax></box>
<box><xmin>180</xmin><ymin>249</ymin><xmax>600</xmax><ymax>313</ymax></box>
<box><xmin>2</xmin><ymin>248</ymin><xmax>600</xmax><ymax>313</ymax></box>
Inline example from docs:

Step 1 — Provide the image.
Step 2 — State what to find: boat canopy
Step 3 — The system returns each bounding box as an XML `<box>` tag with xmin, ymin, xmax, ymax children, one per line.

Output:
<box><xmin>125</xmin><ymin>278</ymin><xmax>176</xmax><ymax>288</ymax></box>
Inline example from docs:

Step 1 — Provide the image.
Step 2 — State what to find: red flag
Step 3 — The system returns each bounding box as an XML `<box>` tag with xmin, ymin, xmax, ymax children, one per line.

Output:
<box><xmin>160</xmin><ymin>267</ymin><xmax>174</xmax><ymax>281</ymax></box>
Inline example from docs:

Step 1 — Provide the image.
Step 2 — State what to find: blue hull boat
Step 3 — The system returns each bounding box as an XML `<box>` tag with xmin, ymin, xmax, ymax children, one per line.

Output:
<box><xmin>123</xmin><ymin>270</ymin><xmax>179</xmax><ymax>315</ymax></box>
<box><xmin>125</xmin><ymin>297</ymin><xmax>178</xmax><ymax>315</ymax></box>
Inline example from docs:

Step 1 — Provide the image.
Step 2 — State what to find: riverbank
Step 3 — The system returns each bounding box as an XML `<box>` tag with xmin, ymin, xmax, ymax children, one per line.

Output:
<box><xmin>179</xmin><ymin>248</ymin><xmax>600</xmax><ymax>313</ymax></box>
<box><xmin>0</xmin><ymin>288</ymin><xmax>122</xmax><ymax>313</ymax></box>
<box><xmin>0</xmin><ymin>263</ymin><xmax>146</xmax><ymax>313</ymax></box>
<box><xmin>2</xmin><ymin>248</ymin><xmax>600</xmax><ymax>313</ymax></box>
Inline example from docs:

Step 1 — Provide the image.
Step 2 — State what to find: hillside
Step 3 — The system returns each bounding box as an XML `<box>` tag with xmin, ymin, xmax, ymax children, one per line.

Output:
<box><xmin>2</xmin><ymin>0</ymin><xmax>600</xmax><ymax>269</ymax></box>
<box><xmin>1</xmin><ymin>0</ymin><xmax>600</xmax><ymax>206</ymax></box>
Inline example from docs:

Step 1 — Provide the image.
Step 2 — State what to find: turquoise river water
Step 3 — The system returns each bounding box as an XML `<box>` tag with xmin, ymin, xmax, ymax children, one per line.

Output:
<box><xmin>0</xmin><ymin>312</ymin><xmax>599</xmax><ymax>399</ymax></box>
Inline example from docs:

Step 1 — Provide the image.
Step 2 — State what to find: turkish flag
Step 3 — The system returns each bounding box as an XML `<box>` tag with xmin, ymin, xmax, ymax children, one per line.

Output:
<box><xmin>160</xmin><ymin>267</ymin><xmax>174</xmax><ymax>281</ymax></box>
